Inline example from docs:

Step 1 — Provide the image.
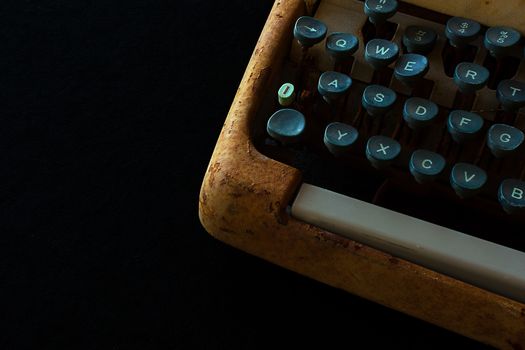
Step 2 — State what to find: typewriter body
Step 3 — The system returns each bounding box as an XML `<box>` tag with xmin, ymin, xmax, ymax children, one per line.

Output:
<box><xmin>199</xmin><ymin>0</ymin><xmax>525</xmax><ymax>347</ymax></box>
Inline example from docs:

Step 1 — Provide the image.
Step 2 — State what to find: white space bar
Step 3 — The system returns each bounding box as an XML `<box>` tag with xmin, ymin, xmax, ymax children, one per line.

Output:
<box><xmin>291</xmin><ymin>183</ymin><xmax>525</xmax><ymax>303</ymax></box>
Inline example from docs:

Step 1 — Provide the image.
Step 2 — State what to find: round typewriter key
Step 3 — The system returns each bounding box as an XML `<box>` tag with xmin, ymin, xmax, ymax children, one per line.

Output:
<box><xmin>277</xmin><ymin>83</ymin><xmax>296</xmax><ymax>107</ymax></box>
<box><xmin>447</xmin><ymin>110</ymin><xmax>484</xmax><ymax>143</ymax></box>
<box><xmin>484</xmin><ymin>26</ymin><xmax>521</xmax><ymax>58</ymax></box>
<box><xmin>409</xmin><ymin>149</ymin><xmax>446</xmax><ymax>184</ymax></box>
<box><xmin>324</xmin><ymin>122</ymin><xmax>359</xmax><ymax>156</ymax></box>
<box><xmin>362</xmin><ymin>84</ymin><xmax>397</xmax><ymax>117</ymax></box>
<box><xmin>445</xmin><ymin>17</ymin><xmax>481</xmax><ymax>48</ymax></box>
<box><xmin>366</xmin><ymin>135</ymin><xmax>401</xmax><ymax>169</ymax></box>
<box><xmin>294</xmin><ymin>16</ymin><xmax>327</xmax><ymax>48</ymax></box>
<box><xmin>450</xmin><ymin>163</ymin><xmax>487</xmax><ymax>198</ymax></box>
<box><xmin>318</xmin><ymin>71</ymin><xmax>352</xmax><ymax>101</ymax></box>
<box><xmin>402</xmin><ymin>25</ymin><xmax>437</xmax><ymax>54</ymax></box>
<box><xmin>496</xmin><ymin>79</ymin><xmax>525</xmax><ymax>112</ymax></box>
<box><xmin>267</xmin><ymin>109</ymin><xmax>305</xmax><ymax>144</ymax></box>
<box><xmin>364</xmin><ymin>39</ymin><xmax>399</xmax><ymax>70</ymax></box>
<box><xmin>364</xmin><ymin>0</ymin><xmax>398</xmax><ymax>24</ymax></box>
<box><xmin>394</xmin><ymin>53</ymin><xmax>429</xmax><ymax>86</ymax></box>
<box><xmin>403</xmin><ymin>97</ymin><xmax>438</xmax><ymax>129</ymax></box>
<box><xmin>487</xmin><ymin>123</ymin><xmax>524</xmax><ymax>158</ymax></box>
<box><xmin>325</xmin><ymin>32</ymin><xmax>359</xmax><ymax>61</ymax></box>
<box><xmin>453</xmin><ymin>62</ymin><xmax>489</xmax><ymax>94</ymax></box>
<box><xmin>498</xmin><ymin>179</ymin><xmax>525</xmax><ymax>214</ymax></box>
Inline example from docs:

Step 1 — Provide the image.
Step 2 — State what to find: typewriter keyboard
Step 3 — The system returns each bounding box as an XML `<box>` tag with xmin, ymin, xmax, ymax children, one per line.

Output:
<box><xmin>253</xmin><ymin>0</ymin><xmax>525</xmax><ymax>301</ymax></box>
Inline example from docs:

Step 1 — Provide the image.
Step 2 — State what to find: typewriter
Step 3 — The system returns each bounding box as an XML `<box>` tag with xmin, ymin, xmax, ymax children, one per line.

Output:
<box><xmin>199</xmin><ymin>0</ymin><xmax>525</xmax><ymax>347</ymax></box>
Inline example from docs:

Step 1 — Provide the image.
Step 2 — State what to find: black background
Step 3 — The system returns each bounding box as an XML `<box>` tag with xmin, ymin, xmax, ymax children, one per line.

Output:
<box><xmin>1</xmin><ymin>1</ymin><xmax>489</xmax><ymax>348</ymax></box>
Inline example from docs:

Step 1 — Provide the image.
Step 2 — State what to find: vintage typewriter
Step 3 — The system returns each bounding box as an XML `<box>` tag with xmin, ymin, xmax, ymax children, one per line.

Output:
<box><xmin>199</xmin><ymin>0</ymin><xmax>525</xmax><ymax>347</ymax></box>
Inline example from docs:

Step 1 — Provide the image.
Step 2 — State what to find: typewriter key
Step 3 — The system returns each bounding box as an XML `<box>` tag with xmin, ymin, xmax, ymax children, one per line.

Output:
<box><xmin>325</xmin><ymin>32</ymin><xmax>359</xmax><ymax>62</ymax></box>
<box><xmin>364</xmin><ymin>0</ymin><xmax>398</xmax><ymax>25</ymax></box>
<box><xmin>318</xmin><ymin>71</ymin><xmax>352</xmax><ymax>101</ymax></box>
<box><xmin>361</xmin><ymin>84</ymin><xmax>397</xmax><ymax>116</ymax></box>
<box><xmin>447</xmin><ymin>110</ymin><xmax>484</xmax><ymax>143</ymax></box>
<box><xmin>409</xmin><ymin>150</ymin><xmax>446</xmax><ymax>184</ymax></box>
<box><xmin>266</xmin><ymin>109</ymin><xmax>305</xmax><ymax>144</ymax></box>
<box><xmin>394</xmin><ymin>53</ymin><xmax>429</xmax><ymax>86</ymax></box>
<box><xmin>484</xmin><ymin>26</ymin><xmax>521</xmax><ymax>58</ymax></box>
<box><xmin>450</xmin><ymin>163</ymin><xmax>487</xmax><ymax>198</ymax></box>
<box><xmin>293</xmin><ymin>16</ymin><xmax>327</xmax><ymax>48</ymax></box>
<box><xmin>498</xmin><ymin>179</ymin><xmax>525</xmax><ymax>213</ymax></box>
<box><xmin>324</xmin><ymin>122</ymin><xmax>359</xmax><ymax>156</ymax></box>
<box><xmin>364</xmin><ymin>39</ymin><xmax>399</xmax><ymax>70</ymax></box>
<box><xmin>496</xmin><ymin>79</ymin><xmax>525</xmax><ymax>112</ymax></box>
<box><xmin>487</xmin><ymin>124</ymin><xmax>524</xmax><ymax>158</ymax></box>
<box><xmin>445</xmin><ymin>17</ymin><xmax>481</xmax><ymax>48</ymax></box>
<box><xmin>366</xmin><ymin>135</ymin><xmax>401</xmax><ymax>169</ymax></box>
<box><xmin>277</xmin><ymin>83</ymin><xmax>296</xmax><ymax>107</ymax></box>
<box><xmin>453</xmin><ymin>62</ymin><xmax>489</xmax><ymax>94</ymax></box>
<box><xmin>402</xmin><ymin>25</ymin><xmax>437</xmax><ymax>54</ymax></box>
<box><xmin>402</xmin><ymin>97</ymin><xmax>438</xmax><ymax>129</ymax></box>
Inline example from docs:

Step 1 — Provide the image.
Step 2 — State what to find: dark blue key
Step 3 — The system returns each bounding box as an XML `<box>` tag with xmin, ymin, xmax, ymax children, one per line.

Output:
<box><xmin>364</xmin><ymin>0</ymin><xmax>398</xmax><ymax>24</ymax></box>
<box><xmin>447</xmin><ymin>110</ymin><xmax>484</xmax><ymax>143</ymax></box>
<box><xmin>445</xmin><ymin>17</ymin><xmax>481</xmax><ymax>48</ymax></box>
<box><xmin>453</xmin><ymin>62</ymin><xmax>489</xmax><ymax>94</ymax></box>
<box><xmin>394</xmin><ymin>53</ymin><xmax>429</xmax><ymax>86</ymax></box>
<box><xmin>402</xmin><ymin>25</ymin><xmax>437</xmax><ymax>54</ymax></box>
<box><xmin>318</xmin><ymin>71</ymin><xmax>352</xmax><ymax>101</ymax></box>
<box><xmin>409</xmin><ymin>149</ymin><xmax>446</xmax><ymax>183</ymax></box>
<box><xmin>324</xmin><ymin>122</ymin><xmax>359</xmax><ymax>156</ymax></box>
<box><xmin>403</xmin><ymin>97</ymin><xmax>438</xmax><ymax>129</ymax></box>
<box><xmin>496</xmin><ymin>79</ymin><xmax>525</xmax><ymax>112</ymax></box>
<box><xmin>267</xmin><ymin>109</ymin><xmax>305</xmax><ymax>144</ymax></box>
<box><xmin>366</xmin><ymin>135</ymin><xmax>401</xmax><ymax>169</ymax></box>
<box><xmin>450</xmin><ymin>163</ymin><xmax>487</xmax><ymax>198</ymax></box>
<box><xmin>294</xmin><ymin>16</ymin><xmax>327</xmax><ymax>48</ymax></box>
<box><xmin>498</xmin><ymin>179</ymin><xmax>525</xmax><ymax>214</ymax></box>
<box><xmin>325</xmin><ymin>32</ymin><xmax>359</xmax><ymax>61</ymax></box>
<box><xmin>487</xmin><ymin>124</ymin><xmax>524</xmax><ymax>158</ymax></box>
<box><xmin>362</xmin><ymin>85</ymin><xmax>397</xmax><ymax>117</ymax></box>
<box><xmin>484</xmin><ymin>26</ymin><xmax>521</xmax><ymax>58</ymax></box>
<box><xmin>364</xmin><ymin>39</ymin><xmax>399</xmax><ymax>70</ymax></box>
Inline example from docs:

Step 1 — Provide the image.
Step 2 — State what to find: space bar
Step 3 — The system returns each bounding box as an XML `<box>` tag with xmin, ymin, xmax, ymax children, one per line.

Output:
<box><xmin>291</xmin><ymin>183</ymin><xmax>525</xmax><ymax>303</ymax></box>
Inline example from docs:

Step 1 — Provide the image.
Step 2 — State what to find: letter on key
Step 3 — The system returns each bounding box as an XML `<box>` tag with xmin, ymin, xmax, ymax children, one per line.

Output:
<box><xmin>364</xmin><ymin>39</ymin><xmax>399</xmax><ymax>70</ymax></box>
<box><xmin>409</xmin><ymin>150</ymin><xmax>446</xmax><ymax>183</ymax></box>
<box><xmin>496</xmin><ymin>79</ymin><xmax>525</xmax><ymax>112</ymax></box>
<box><xmin>366</xmin><ymin>135</ymin><xmax>401</xmax><ymax>169</ymax></box>
<box><xmin>450</xmin><ymin>163</ymin><xmax>487</xmax><ymax>198</ymax></box>
<box><xmin>293</xmin><ymin>16</ymin><xmax>327</xmax><ymax>48</ymax></box>
<box><xmin>266</xmin><ymin>109</ymin><xmax>306</xmax><ymax>144</ymax></box>
<box><xmin>403</xmin><ymin>97</ymin><xmax>438</xmax><ymax>129</ymax></box>
<box><xmin>453</xmin><ymin>62</ymin><xmax>489</xmax><ymax>94</ymax></box>
<box><xmin>394</xmin><ymin>53</ymin><xmax>429</xmax><ymax>86</ymax></box>
<box><xmin>487</xmin><ymin>124</ymin><xmax>524</xmax><ymax>158</ymax></box>
<box><xmin>447</xmin><ymin>110</ymin><xmax>484</xmax><ymax>143</ymax></box>
<box><xmin>324</xmin><ymin>122</ymin><xmax>359</xmax><ymax>156</ymax></box>
<box><xmin>325</xmin><ymin>32</ymin><xmax>359</xmax><ymax>62</ymax></box>
<box><xmin>318</xmin><ymin>71</ymin><xmax>352</xmax><ymax>101</ymax></box>
<box><xmin>498</xmin><ymin>179</ymin><xmax>525</xmax><ymax>214</ymax></box>
<box><xmin>362</xmin><ymin>85</ymin><xmax>397</xmax><ymax>117</ymax></box>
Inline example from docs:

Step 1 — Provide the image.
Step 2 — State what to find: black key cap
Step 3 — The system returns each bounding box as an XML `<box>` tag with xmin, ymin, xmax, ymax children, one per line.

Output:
<box><xmin>498</xmin><ymin>179</ymin><xmax>525</xmax><ymax>214</ymax></box>
<box><xmin>450</xmin><ymin>163</ymin><xmax>487</xmax><ymax>198</ymax></box>
<box><xmin>318</xmin><ymin>71</ymin><xmax>352</xmax><ymax>101</ymax></box>
<box><xmin>325</xmin><ymin>32</ymin><xmax>359</xmax><ymax>61</ymax></box>
<box><xmin>267</xmin><ymin>109</ymin><xmax>305</xmax><ymax>144</ymax></box>
<box><xmin>403</xmin><ymin>97</ymin><xmax>438</xmax><ymax>129</ymax></box>
<box><xmin>362</xmin><ymin>84</ymin><xmax>397</xmax><ymax>116</ymax></box>
<box><xmin>324</xmin><ymin>122</ymin><xmax>359</xmax><ymax>156</ymax></box>
<box><xmin>447</xmin><ymin>110</ymin><xmax>484</xmax><ymax>143</ymax></box>
<box><xmin>293</xmin><ymin>16</ymin><xmax>327</xmax><ymax>48</ymax></box>
<box><xmin>402</xmin><ymin>25</ymin><xmax>437</xmax><ymax>54</ymax></box>
<box><xmin>364</xmin><ymin>0</ymin><xmax>398</xmax><ymax>25</ymax></box>
<box><xmin>365</xmin><ymin>135</ymin><xmax>401</xmax><ymax>169</ymax></box>
<box><xmin>487</xmin><ymin>123</ymin><xmax>524</xmax><ymax>158</ymax></box>
<box><xmin>394</xmin><ymin>53</ymin><xmax>429</xmax><ymax>86</ymax></box>
<box><xmin>453</xmin><ymin>62</ymin><xmax>489</xmax><ymax>94</ymax></box>
<box><xmin>484</xmin><ymin>26</ymin><xmax>521</xmax><ymax>58</ymax></box>
<box><xmin>445</xmin><ymin>17</ymin><xmax>481</xmax><ymax>48</ymax></box>
<box><xmin>496</xmin><ymin>79</ymin><xmax>525</xmax><ymax>112</ymax></box>
<box><xmin>409</xmin><ymin>149</ymin><xmax>446</xmax><ymax>183</ymax></box>
<box><xmin>364</xmin><ymin>39</ymin><xmax>399</xmax><ymax>70</ymax></box>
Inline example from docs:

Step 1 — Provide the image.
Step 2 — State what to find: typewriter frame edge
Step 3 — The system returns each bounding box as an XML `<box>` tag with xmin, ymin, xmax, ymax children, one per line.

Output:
<box><xmin>198</xmin><ymin>0</ymin><xmax>525</xmax><ymax>348</ymax></box>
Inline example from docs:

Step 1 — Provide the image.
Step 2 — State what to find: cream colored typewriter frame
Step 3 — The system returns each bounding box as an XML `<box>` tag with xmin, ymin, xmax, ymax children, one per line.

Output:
<box><xmin>199</xmin><ymin>1</ymin><xmax>525</xmax><ymax>348</ymax></box>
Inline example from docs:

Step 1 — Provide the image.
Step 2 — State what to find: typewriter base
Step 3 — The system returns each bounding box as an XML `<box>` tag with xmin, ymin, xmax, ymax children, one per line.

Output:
<box><xmin>199</xmin><ymin>0</ymin><xmax>525</xmax><ymax>348</ymax></box>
